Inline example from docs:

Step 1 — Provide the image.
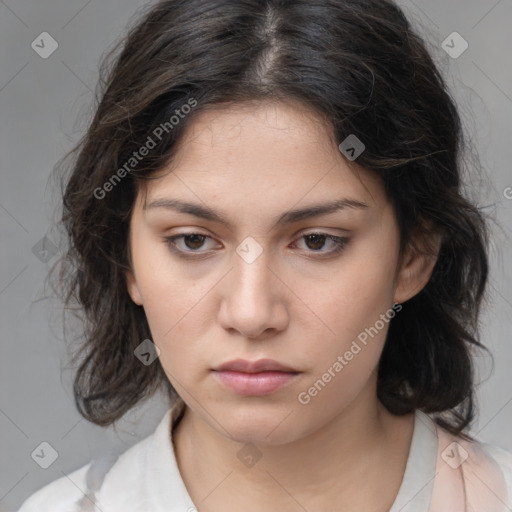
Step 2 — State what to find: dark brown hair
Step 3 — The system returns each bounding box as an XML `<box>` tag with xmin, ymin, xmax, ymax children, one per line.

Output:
<box><xmin>50</xmin><ymin>0</ymin><xmax>489</xmax><ymax>438</ymax></box>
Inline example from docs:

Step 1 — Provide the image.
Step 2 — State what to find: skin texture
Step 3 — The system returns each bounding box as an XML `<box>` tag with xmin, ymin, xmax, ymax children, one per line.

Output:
<box><xmin>125</xmin><ymin>99</ymin><xmax>439</xmax><ymax>511</ymax></box>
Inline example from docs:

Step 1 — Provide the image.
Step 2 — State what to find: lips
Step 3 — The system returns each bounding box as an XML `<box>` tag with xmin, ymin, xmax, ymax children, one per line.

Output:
<box><xmin>212</xmin><ymin>359</ymin><xmax>300</xmax><ymax>396</ymax></box>
<box><xmin>213</xmin><ymin>358</ymin><xmax>298</xmax><ymax>373</ymax></box>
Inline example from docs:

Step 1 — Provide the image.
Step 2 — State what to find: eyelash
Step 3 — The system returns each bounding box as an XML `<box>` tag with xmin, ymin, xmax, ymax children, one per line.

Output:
<box><xmin>163</xmin><ymin>232</ymin><xmax>350</xmax><ymax>259</ymax></box>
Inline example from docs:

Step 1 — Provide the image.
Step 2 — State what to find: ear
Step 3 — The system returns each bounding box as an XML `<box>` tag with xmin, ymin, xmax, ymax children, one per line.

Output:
<box><xmin>125</xmin><ymin>269</ymin><xmax>144</xmax><ymax>306</ymax></box>
<box><xmin>393</xmin><ymin>225</ymin><xmax>442</xmax><ymax>304</ymax></box>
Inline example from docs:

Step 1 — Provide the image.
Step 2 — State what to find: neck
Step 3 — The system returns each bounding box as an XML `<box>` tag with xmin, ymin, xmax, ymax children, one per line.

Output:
<box><xmin>172</xmin><ymin>389</ymin><xmax>415</xmax><ymax>511</ymax></box>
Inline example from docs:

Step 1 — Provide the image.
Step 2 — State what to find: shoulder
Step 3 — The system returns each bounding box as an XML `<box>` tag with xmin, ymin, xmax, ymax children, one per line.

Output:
<box><xmin>460</xmin><ymin>439</ymin><xmax>512</xmax><ymax>510</ymax></box>
<box><xmin>479</xmin><ymin>441</ymin><xmax>512</xmax><ymax>486</ymax></box>
<box><xmin>16</xmin><ymin>462</ymin><xmax>92</xmax><ymax>512</ymax></box>
<box><xmin>431</xmin><ymin>423</ymin><xmax>512</xmax><ymax>511</ymax></box>
<box><xmin>16</xmin><ymin>407</ymin><xmax>180</xmax><ymax>511</ymax></box>
<box><xmin>456</xmin><ymin>435</ymin><xmax>512</xmax><ymax>489</ymax></box>
<box><xmin>17</xmin><ymin>432</ymin><xmax>157</xmax><ymax>512</ymax></box>
<box><xmin>17</xmin><ymin>442</ymin><xmax>150</xmax><ymax>511</ymax></box>
<box><xmin>17</xmin><ymin>442</ymin><xmax>148</xmax><ymax>511</ymax></box>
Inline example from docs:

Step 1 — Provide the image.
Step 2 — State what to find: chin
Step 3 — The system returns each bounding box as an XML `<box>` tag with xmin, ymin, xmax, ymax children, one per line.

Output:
<box><xmin>210</xmin><ymin>405</ymin><xmax>305</xmax><ymax>446</ymax></box>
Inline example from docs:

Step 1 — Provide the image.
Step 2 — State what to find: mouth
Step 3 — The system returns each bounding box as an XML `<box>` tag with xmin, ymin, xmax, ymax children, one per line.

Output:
<box><xmin>212</xmin><ymin>358</ymin><xmax>300</xmax><ymax>396</ymax></box>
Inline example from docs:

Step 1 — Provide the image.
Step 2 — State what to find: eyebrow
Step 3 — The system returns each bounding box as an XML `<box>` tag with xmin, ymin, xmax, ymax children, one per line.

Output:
<box><xmin>144</xmin><ymin>197</ymin><xmax>368</xmax><ymax>227</ymax></box>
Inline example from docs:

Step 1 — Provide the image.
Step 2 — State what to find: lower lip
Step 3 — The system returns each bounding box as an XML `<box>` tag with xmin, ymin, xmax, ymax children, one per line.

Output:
<box><xmin>213</xmin><ymin>370</ymin><xmax>299</xmax><ymax>395</ymax></box>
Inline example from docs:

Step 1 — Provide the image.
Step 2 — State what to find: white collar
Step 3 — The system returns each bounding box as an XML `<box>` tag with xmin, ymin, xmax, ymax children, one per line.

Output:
<box><xmin>145</xmin><ymin>404</ymin><xmax>196</xmax><ymax>511</ymax></box>
<box><xmin>389</xmin><ymin>410</ymin><xmax>438</xmax><ymax>512</ymax></box>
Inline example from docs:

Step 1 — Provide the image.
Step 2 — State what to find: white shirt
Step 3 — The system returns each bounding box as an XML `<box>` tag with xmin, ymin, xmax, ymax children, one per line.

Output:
<box><xmin>17</xmin><ymin>404</ymin><xmax>512</xmax><ymax>511</ymax></box>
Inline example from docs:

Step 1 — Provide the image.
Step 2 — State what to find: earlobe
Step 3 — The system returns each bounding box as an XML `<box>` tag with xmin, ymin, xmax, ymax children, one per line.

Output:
<box><xmin>393</xmin><ymin>230</ymin><xmax>442</xmax><ymax>304</ymax></box>
<box><xmin>125</xmin><ymin>270</ymin><xmax>143</xmax><ymax>306</ymax></box>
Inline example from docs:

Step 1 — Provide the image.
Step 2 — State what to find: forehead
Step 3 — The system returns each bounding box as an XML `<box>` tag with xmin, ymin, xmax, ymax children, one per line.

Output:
<box><xmin>135</xmin><ymin>100</ymin><xmax>388</xmax><ymax>219</ymax></box>
<box><xmin>167</xmin><ymin>99</ymin><xmax>339</xmax><ymax>171</ymax></box>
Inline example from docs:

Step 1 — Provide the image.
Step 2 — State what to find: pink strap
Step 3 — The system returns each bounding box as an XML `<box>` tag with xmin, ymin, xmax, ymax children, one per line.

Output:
<box><xmin>430</xmin><ymin>428</ymin><xmax>508</xmax><ymax>511</ymax></box>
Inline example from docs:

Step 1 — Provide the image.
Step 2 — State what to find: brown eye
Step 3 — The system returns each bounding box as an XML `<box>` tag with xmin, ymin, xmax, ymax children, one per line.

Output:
<box><xmin>164</xmin><ymin>233</ymin><xmax>218</xmax><ymax>258</ymax></box>
<box><xmin>294</xmin><ymin>233</ymin><xmax>350</xmax><ymax>256</ymax></box>
<box><xmin>304</xmin><ymin>234</ymin><xmax>328</xmax><ymax>251</ymax></box>
<box><xmin>181</xmin><ymin>234</ymin><xmax>207</xmax><ymax>250</ymax></box>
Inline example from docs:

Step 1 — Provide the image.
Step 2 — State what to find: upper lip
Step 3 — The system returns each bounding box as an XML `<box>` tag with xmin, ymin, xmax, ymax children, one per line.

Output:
<box><xmin>213</xmin><ymin>358</ymin><xmax>298</xmax><ymax>373</ymax></box>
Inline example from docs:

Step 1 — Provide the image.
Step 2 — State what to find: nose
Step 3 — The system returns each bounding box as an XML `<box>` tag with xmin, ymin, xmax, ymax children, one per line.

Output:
<box><xmin>217</xmin><ymin>246</ymin><xmax>289</xmax><ymax>340</ymax></box>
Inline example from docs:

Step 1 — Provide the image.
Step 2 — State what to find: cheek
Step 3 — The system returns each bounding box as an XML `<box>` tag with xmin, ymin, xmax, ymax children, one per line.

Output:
<box><xmin>294</xmin><ymin>236</ymin><xmax>399</xmax><ymax>389</ymax></box>
<box><xmin>141</xmin><ymin>275</ymin><xmax>212</xmax><ymax>345</ymax></box>
<box><xmin>141</xmin><ymin>284</ymin><xmax>212</xmax><ymax>393</ymax></box>
<box><xmin>303</xmin><ymin>247</ymin><xmax>398</xmax><ymax>341</ymax></box>
<box><xmin>134</xmin><ymin>256</ymin><xmax>219</xmax><ymax>381</ymax></box>
<box><xmin>295</xmin><ymin>272</ymin><xmax>396</xmax><ymax>416</ymax></box>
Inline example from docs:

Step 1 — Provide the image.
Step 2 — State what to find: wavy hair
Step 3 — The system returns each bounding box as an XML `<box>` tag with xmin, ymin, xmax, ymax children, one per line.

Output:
<box><xmin>50</xmin><ymin>0</ymin><xmax>489</xmax><ymax>438</ymax></box>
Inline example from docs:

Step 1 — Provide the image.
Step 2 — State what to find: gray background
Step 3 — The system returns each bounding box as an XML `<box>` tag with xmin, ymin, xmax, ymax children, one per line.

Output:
<box><xmin>1</xmin><ymin>0</ymin><xmax>511</xmax><ymax>510</ymax></box>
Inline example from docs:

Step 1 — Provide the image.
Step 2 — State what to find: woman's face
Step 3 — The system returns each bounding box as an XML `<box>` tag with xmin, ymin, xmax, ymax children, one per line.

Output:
<box><xmin>126</xmin><ymin>100</ymin><xmax>430</xmax><ymax>445</ymax></box>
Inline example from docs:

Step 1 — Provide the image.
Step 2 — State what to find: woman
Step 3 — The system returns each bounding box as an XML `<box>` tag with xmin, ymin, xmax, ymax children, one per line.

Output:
<box><xmin>18</xmin><ymin>0</ymin><xmax>512</xmax><ymax>510</ymax></box>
